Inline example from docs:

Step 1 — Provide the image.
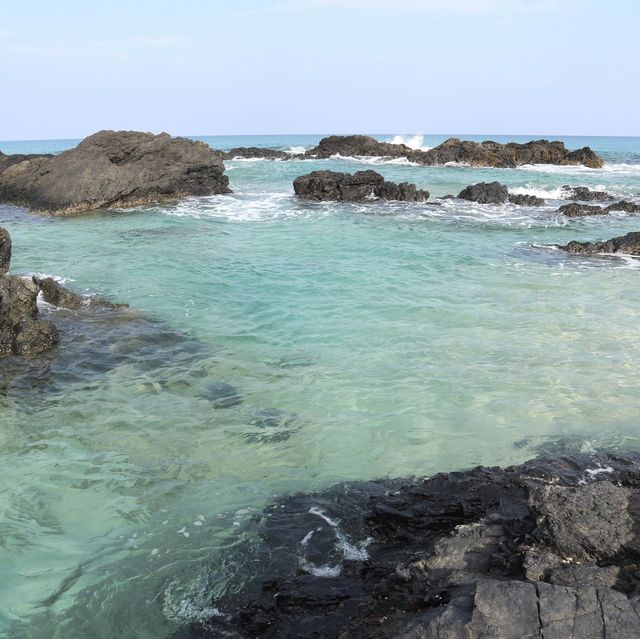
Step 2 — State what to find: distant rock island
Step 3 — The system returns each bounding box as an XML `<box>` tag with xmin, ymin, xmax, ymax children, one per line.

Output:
<box><xmin>225</xmin><ymin>134</ymin><xmax>604</xmax><ymax>168</ymax></box>
<box><xmin>0</xmin><ymin>130</ymin><xmax>230</xmax><ymax>215</ymax></box>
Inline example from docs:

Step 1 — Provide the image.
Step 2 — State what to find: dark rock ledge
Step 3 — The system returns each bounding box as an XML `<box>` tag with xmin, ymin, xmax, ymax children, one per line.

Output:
<box><xmin>175</xmin><ymin>452</ymin><xmax>640</xmax><ymax>639</ymax></box>
<box><xmin>0</xmin><ymin>130</ymin><xmax>231</xmax><ymax>216</ymax></box>
<box><xmin>559</xmin><ymin>231</ymin><xmax>640</xmax><ymax>256</ymax></box>
<box><xmin>293</xmin><ymin>170</ymin><xmax>429</xmax><ymax>203</ymax></box>
<box><xmin>302</xmin><ymin>135</ymin><xmax>604</xmax><ymax>168</ymax></box>
<box><xmin>0</xmin><ymin>227</ymin><xmax>127</xmax><ymax>356</ymax></box>
<box><xmin>558</xmin><ymin>201</ymin><xmax>640</xmax><ymax>218</ymax></box>
<box><xmin>456</xmin><ymin>181</ymin><xmax>545</xmax><ymax>206</ymax></box>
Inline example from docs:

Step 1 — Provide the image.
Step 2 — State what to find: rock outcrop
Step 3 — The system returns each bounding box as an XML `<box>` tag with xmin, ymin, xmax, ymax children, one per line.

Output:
<box><xmin>508</xmin><ymin>193</ymin><xmax>545</xmax><ymax>206</ymax></box>
<box><xmin>0</xmin><ymin>230</ymin><xmax>59</xmax><ymax>356</ymax></box>
<box><xmin>558</xmin><ymin>200</ymin><xmax>640</xmax><ymax>217</ymax></box>
<box><xmin>0</xmin><ymin>130</ymin><xmax>230</xmax><ymax>215</ymax></box>
<box><xmin>293</xmin><ymin>170</ymin><xmax>429</xmax><ymax>203</ymax></box>
<box><xmin>559</xmin><ymin>231</ymin><xmax>640</xmax><ymax>256</ymax></box>
<box><xmin>561</xmin><ymin>185</ymin><xmax>615</xmax><ymax>201</ymax></box>
<box><xmin>183</xmin><ymin>452</ymin><xmax>640</xmax><ymax>638</ymax></box>
<box><xmin>218</xmin><ymin>147</ymin><xmax>296</xmax><ymax>161</ymax></box>
<box><xmin>458</xmin><ymin>181</ymin><xmax>509</xmax><ymax>204</ymax></box>
<box><xmin>34</xmin><ymin>277</ymin><xmax>129</xmax><ymax>310</ymax></box>
<box><xmin>302</xmin><ymin>135</ymin><xmax>604</xmax><ymax>168</ymax></box>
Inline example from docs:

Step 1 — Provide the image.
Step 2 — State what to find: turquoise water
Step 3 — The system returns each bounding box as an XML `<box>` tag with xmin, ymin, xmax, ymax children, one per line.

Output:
<box><xmin>1</xmin><ymin>133</ymin><xmax>640</xmax><ymax>637</ymax></box>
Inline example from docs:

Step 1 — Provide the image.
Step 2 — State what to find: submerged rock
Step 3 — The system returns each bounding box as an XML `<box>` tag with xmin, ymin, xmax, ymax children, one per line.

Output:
<box><xmin>293</xmin><ymin>170</ymin><xmax>429</xmax><ymax>203</ymax></box>
<box><xmin>0</xmin><ymin>130</ymin><xmax>230</xmax><ymax>215</ymax></box>
<box><xmin>200</xmin><ymin>380</ymin><xmax>243</xmax><ymax>409</ymax></box>
<box><xmin>303</xmin><ymin>135</ymin><xmax>604</xmax><ymax>168</ymax></box>
<box><xmin>561</xmin><ymin>185</ymin><xmax>614</xmax><ymax>201</ymax></box>
<box><xmin>181</xmin><ymin>452</ymin><xmax>640</xmax><ymax>638</ymax></box>
<box><xmin>458</xmin><ymin>181</ymin><xmax>509</xmax><ymax>204</ymax></box>
<box><xmin>558</xmin><ymin>231</ymin><xmax>640</xmax><ymax>256</ymax></box>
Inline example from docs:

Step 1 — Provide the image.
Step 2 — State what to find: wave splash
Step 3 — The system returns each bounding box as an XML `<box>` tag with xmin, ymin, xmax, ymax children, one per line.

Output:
<box><xmin>387</xmin><ymin>134</ymin><xmax>431</xmax><ymax>151</ymax></box>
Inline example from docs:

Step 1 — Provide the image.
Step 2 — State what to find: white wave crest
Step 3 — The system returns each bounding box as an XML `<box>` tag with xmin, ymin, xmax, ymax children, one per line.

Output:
<box><xmin>329</xmin><ymin>153</ymin><xmax>419</xmax><ymax>166</ymax></box>
<box><xmin>387</xmin><ymin>134</ymin><xmax>431</xmax><ymax>151</ymax></box>
<box><xmin>509</xmin><ymin>185</ymin><xmax>566</xmax><ymax>199</ymax></box>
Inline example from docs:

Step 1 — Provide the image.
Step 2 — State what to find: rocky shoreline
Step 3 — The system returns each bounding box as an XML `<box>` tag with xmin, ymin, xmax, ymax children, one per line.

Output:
<box><xmin>173</xmin><ymin>451</ymin><xmax>640</xmax><ymax>639</ymax></box>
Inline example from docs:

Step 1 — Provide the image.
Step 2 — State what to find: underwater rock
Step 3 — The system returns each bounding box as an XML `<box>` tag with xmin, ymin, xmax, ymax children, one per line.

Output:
<box><xmin>200</xmin><ymin>381</ymin><xmax>243</xmax><ymax>409</ymax></box>
<box><xmin>180</xmin><ymin>452</ymin><xmax>640</xmax><ymax>638</ymax></box>
<box><xmin>34</xmin><ymin>277</ymin><xmax>128</xmax><ymax>310</ymax></box>
<box><xmin>293</xmin><ymin>170</ymin><xmax>429</xmax><ymax>203</ymax></box>
<box><xmin>458</xmin><ymin>181</ymin><xmax>509</xmax><ymax>204</ymax></box>
<box><xmin>0</xmin><ymin>130</ymin><xmax>230</xmax><ymax>215</ymax></box>
<box><xmin>561</xmin><ymin>185</ymin><xmax>614</xmax><ymax>201</ymax></box>
<box><xmin>558</xmin><ymin>231</ymin><xmax>640</xmax><ymax>256</ymax></box>
<box><xmin>0</xmin><ymin>226</ymin><xmax>10</xmax><ymax>274</ymax></box>
<box><xmin>303</xmin><ymin>135</ymin><xmax>604</xmax><ymax>168</ymax></box>
<box><xmin>243</xmin><ymin>408</ymin><xmax>298</xmax><ymax>443</ymax></box>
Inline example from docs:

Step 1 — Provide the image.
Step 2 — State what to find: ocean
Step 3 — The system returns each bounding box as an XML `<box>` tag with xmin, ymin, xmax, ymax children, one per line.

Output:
<box><xmin>1</xmin><ymin>132</ymin><xmax>640</xmax><ymax>637</ymax></box>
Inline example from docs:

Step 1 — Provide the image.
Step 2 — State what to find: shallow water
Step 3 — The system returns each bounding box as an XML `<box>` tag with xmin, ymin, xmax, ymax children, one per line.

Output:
<box><xmin>1</xmin><ymin>133</ymin><xmax>640</xmax><ymax>637</ymax></box>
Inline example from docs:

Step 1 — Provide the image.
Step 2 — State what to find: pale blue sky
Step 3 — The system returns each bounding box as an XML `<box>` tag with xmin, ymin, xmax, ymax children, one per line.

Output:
<box><xmin>1</xmin><ymin>0</ymin><xmax>638</xmax><ymax>140</ymax></box>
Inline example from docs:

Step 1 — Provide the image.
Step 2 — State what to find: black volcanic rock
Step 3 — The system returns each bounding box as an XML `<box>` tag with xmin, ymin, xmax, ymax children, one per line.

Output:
<box><xmin>0</xmin><ymin>226</ymin><xmax>10</xmax><ymax>274</ymax></box>
<box><xmin>559</xmin><ymin>231</ymin><xmax>640</xmax><ymax>256</ymax></box>
<box><xmin>458</xmin><ymin>181</ymin><xmax>509</xmax><ymax>204</ymax></box>
<box><xmin>304</xmin><ymin>135</ymin><xmax>604</xmax><ymax>168</ymax></box>
<box><xmin>562</xmin><ymin>185</ymin><xmax>614</xmax><ymax>201</ymax></box>
<box><xmin>219</xmin><ymin>147</ymin><xmax>295</xmax><ymax>160</ymax></box>
<box><xmin>293</xmin><ymin>170</ymin><xmax>429</xmax><ymax>203</ymax></box>
<box><xmin>558</xmin><ymin>202</ymin><xmax>606</xmax><ymax>217</ymax></box>
<box><xmin>33</xmin><ymin>277</ymin><xmax>128</xmax><ymax>310</ymax></box>
<box><xmin>176</xmin><ymin>452</ymin><xmax>640</xmax><ymax>638</ymax></box>
<box><xmin>558</xmin><ymin>200</ymin><xmax>640</xmax><ymax>217</ymax></box>
<box><xmin>304</xmin><ymin>135</ymin><xmax>414</xmax><ymax>160</ymax></box>
<box><xmin>0</xmin><ymin>130</ymin><xmax>230</xmax><ymax>215</ymax></box>
<box><xmin>508</xmin><ymin>193</ymin><xmax>546</xmax><ymax>206</ymax></box>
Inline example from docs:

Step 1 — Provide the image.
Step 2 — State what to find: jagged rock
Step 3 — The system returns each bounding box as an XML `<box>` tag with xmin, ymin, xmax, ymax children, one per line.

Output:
<box><xmin>0</xmin><ymin>275</ymin><xmax>58</xmax><ymax>355</ymax></box>
<box><xmin>558</xmin><ymin>202</ymin><xmax>606</xmax><ymax>217</ymax></box>
<box><xmin>304</xmin><ymin>135</ymin><xmax>414</xmax><ymax>159</ymax></box>
<box><xmin>303</xmin><ymin>135</ymin><xmax>604</xmax><ymax>168</ymax></box>
<box><xmin>218</xmin><ymin>147</ymin><xmax>295</xmax><ymax>160</ymax></box>
<box><xmin>508</xmin><ymin>193</ymin><xmax>545</xmax><ymax>206</ymax></box>
<box><xmin>0</xmin><ymin>226</ymin><xmax>10</xmax><ymax>274</ymax></box>
<box><xmin>33</xmin><ymin>277</ymin><xmax>128</xmax><ymax>310</ymax></box>
<box><xmin>293</xmin><ymin>170</ymin><xmax>429</xmax><ymax>203</ymax></box>
<box><xmin>559</xmin><ymin>231</ymin><xmax>640</xmax><ymax>256</ymax></box>
<box><xmin>458</xmin><ymin>181</ymin><xmax>509</xmax><ymax>204</ymax></box>
<box><xmin>181</xmin><ymin>453</ymin><xmax>640</xmax><ymax>638</ymax></box>
<box><xmin>558</xmin><ymin>200</ymin><xmax>640</xmax><ymax>217</ymax></box>
<box><xmin>562</xmin><ymin>185</ymin><xmax>614</xmax><ymax>201</ymax></box>
<box><xmin>0</xmin><ymin>151</ymin><xmax>51</xmax><ymax>172</ymax></box>
<box><xmin>13</xmin><ymin>319</ymin><xmax>59</xmax><ymax>355</ymax></box>
<box><xmin>0</xmin><ymin>130</ymin><xmax>230</xmax><ymax>215</ymax></box>
<box><xmin>607</xmin><ymin>200</ymin><xmax>640</xmax><ymax>214</ymax></box>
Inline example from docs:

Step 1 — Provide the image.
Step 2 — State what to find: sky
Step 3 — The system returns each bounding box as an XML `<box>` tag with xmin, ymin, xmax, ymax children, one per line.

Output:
<box><xmin>1</xmin><ymin>0</ymin><xmax>638</xmax><ymax>140</ymax></box>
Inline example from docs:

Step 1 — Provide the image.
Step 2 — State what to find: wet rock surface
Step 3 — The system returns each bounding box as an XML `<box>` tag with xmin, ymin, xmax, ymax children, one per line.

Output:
<box><xmin>0</xmin><ymin>226</ymin><xmax>11</xmax><ymax>274</ymax></box>
<box><xmin>174</xmin><ymin>452</ymin><xmax>640</xmax><ymax>638</ymax></box>
<box><xmin>218</xmin><ymin>147</ymin><xmax>297</xmax><ymax>160</ymax></box>
<box><xmin>34</xmin><ymin>276</ymin><xmax>129</xmax><ymax>310</ymax></box>
<box><xmin>558</xmin><ymin>200</ymin><xmax>640</xmax><ymax>217</ymax></box>
<box><xmin>302</xmin><ymin>135</ymin><xmax>604</xmax><ymax>168</ymax></box>
<box><xmin>458</xmin><ymin>181</ymin><xmax>509</xmax><ymax>204</ymax></box>
<box><xmin>507</xmin><ymin>193</ymin><xmax>545</xmax><ymax>207</ymax></box>
<box><xmin>561</xmin><ymin>185</ymin><xmax>615</xmax><ymax>201</ymax></box>
<box><xmin>0</xmin><ymin>130</ymin><xmax>230</xmax><ymax>215</ymax></box>
<box><xmin>559</xmin><ymin>231</ymin><xmax>640</xmax><ymax>256</ymax></box>
<box><xmin>293</xmin><ymin>170</ymin><xmax>429</xmax><ymax>203</ymax></box>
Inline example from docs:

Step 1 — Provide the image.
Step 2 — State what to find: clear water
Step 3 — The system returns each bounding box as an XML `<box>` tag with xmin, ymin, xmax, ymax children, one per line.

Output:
<box><xmin>1</xmin><ymin>133</ymin><xmax>640</xmax><ymax>637</ymax></box>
